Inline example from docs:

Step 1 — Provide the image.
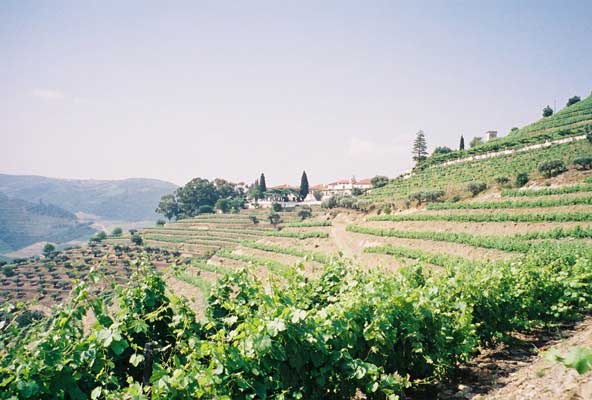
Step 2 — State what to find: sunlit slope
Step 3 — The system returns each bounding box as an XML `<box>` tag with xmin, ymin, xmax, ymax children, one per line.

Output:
<box><xmin>367</xmin><ymin>136</ymin><xmax>591</xmax><ymax>202</ymax></box>
<box><xmin>511</xmin><ymin>93</ymin><xmax>592</xmax><ymax>138</ymax></box>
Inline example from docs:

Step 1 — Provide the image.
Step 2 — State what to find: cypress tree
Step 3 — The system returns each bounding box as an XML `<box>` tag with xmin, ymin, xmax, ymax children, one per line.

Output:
<box><xmin>299</xmin><ymin>171</ymin><xmax>309</xmax><ymax>200</ymax></box>
<box><xmin>412</xmin><ymin>130</ymin><xmax>428</xmax><ymax>163</ymax></box>
<box><xmin>259</xmin><ymin>173</ymin><xmax>267</xmax><ymax>194</ymax></box>
<box><xmin>459</xmin><ymin>135</ymin><xmax>465</xmax><ymax>150</ymax></box>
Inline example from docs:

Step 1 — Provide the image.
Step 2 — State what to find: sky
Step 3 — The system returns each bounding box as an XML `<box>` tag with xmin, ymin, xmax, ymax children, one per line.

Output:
<box><xmin>1</xmin><ymin>1</ymin><xmax>591</xmax><ymax>187</ymax></box>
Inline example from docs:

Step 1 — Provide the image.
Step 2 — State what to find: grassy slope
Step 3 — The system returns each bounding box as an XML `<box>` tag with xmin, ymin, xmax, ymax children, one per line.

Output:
<box><xmin>510</xmin><ymin>93</ymin><xmax>592</xmax><ymax>138</ymax></box>
<box><xmin>367</xmin><ymin>139</ymin><xmax>591</xmax><ymax>201</ymax></box>
<box><xmin>367</xmin><ymin>94</ymin><xmax>592</xmax><ymax>203</ymax></box>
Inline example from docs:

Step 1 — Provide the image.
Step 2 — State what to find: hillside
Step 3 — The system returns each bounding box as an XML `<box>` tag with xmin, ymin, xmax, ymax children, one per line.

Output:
<box><xmin>0</xmin><ymin>174</ymin><xmax>177</xmax><ymax>221</ymax></box>
<box><xmin>402</xmin><ymin>93</ymin><xmax>592</xmax><ymax>172</ymax></box>
<box><xmin>366</xmin><ymin>94</ymin><xmax>592</xmax><ymax>203</ymax></box>
<box><xmin>4</xmin><ymin>99</ymin><xmax>592</xmax><ymax>398</ymax></box>
<box><xmin>0</xmin><ymin>193</ymin><xmax>95</xmax><ymax>253</ymax></box>
<box><xmin>510</xmin><ymin>92</ymin><xmax>592</xmax><ymax>138</ymax></box>
<box><xmin>366</xmin><ymin>139</ymin><xmax>591</xmax><ymax>203</ymax></box>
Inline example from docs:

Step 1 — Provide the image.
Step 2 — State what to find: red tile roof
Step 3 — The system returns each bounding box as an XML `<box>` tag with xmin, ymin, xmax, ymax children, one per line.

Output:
<box><xmin>310</xmin><ymin>184</ymin><xmax>327</xmax><ymax>190</ymax></box>
<box><xmin>270</xmin><ymin>184</ymin><xmax>298</xmax><ymax>190</ymax></box>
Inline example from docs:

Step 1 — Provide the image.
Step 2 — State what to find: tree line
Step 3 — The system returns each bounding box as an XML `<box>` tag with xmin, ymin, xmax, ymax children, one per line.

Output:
<box><xmin>156</xmin><ymin>171</ymin><xmax>311</xmax><ymax>220</ymax></box>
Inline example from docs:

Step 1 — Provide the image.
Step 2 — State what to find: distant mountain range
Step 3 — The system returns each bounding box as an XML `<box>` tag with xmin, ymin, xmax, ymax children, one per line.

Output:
<box><xmin>0</xmin><ymin>192</ymin><xmax>96</xmax><ymax>253</ymax></box>
<box><xmin>0</xmin><ymin>174</ymin><xmax>177</xmax><ymax>221</ymax></box>
<box><xmin>0</xmin><ymin>174</ymin><xmax>178</xmax><ymax>255</ymax></box>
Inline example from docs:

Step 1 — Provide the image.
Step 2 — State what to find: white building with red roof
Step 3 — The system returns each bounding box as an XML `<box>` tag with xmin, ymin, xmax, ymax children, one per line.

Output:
<box><xmin>311</xmin><ymin>177</ymin><xmax>372</xmax><ymax>199</ymax></box>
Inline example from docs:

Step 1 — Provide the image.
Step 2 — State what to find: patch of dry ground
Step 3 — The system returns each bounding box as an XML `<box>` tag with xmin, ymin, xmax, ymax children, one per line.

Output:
<box><xmin>164</xmin><ymin>275</ymin><xmax>206</xmax><ymax>316</ymax></box>
<box><xmin>364</xmin><ymin>220</ymin><xmax>592</xmax><ymax>236</ymax></box>
<box><xmin>479</xmin><ymin>318</ymin><xmax>592</xmax><ymax>400</ymax></box>
<box><xmin>409</xmin><ymin>317</ymin><xmax>592</xmax><ymax>399</ymax></box>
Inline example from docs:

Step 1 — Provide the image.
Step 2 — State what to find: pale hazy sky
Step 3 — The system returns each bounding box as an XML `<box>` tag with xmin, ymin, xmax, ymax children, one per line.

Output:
<box><xmin>1</xmin><ymin>1</ymin><xmax>591</xmax><ymax>186</ymax></box>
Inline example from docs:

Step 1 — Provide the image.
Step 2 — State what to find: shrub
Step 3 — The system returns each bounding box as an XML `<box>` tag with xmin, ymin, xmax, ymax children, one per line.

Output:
<box><xmin>495</xmin><ymin>176</ymin><xmax>510</xmax><ymax>186</ymax></box>
<box><xmin>542</xmin><ymin>105</ymin><xmax>553</xmax><ymax>117</ymax></box>
<box><xmin>215</xmin><ymin>198</ymin><xmax>231</xmax><ymax>213</ymax></box>
<box><xmin>2</xmin><ymin>265</ymin><xmax>15</xmax><ymax>277</ymax></box>
<box><xmin>111</xmin><ymin>227</ymin><xmax>123</xmax><ymax>236</ymax></box>
<box><xmin>538</xmin><ymin>159</ymin><xmax>567</xmax><ymax>178</ymax></box>
<box><xmin>466</xmin><ymin>182</ymin><xmax>487</xmax><ymax>197</ymax></box>
<box><xmin>297</xmin><ymin>206</ymin><xmax>312</xmax><ymax>220</ymax></box>
<box><xmin>42</xmin><ymin>243</ymin><xmax>55</xmax><ymax>258</ymax></box>
<box><xmin>131</xmin><ymin>234</ymin><xmax>143</xmax><ymax>246</ymax></box>
<box><xmin>516</xmin><ymin>172</ymin><xmax>529</xmax><ymax>187</ymax></box>
<box><xmin>15</xmin><ymin>310</ymin><xmax>45</xmax><ymax>328</ymax></box>
<box><xmin>408</xmin><ymin>190</ymin><xmax>445</xmax><ymax>205</ymax></box>
<box><xmin>312</xmin><ymin>190</ymin><xmax>323</xmax><ymax>201</ymax></box>
<box><xmin>155</xmin><ymin>220</ymin><xmax>166</xmax><ymax>227</ymax></box>
<box><xmin>248</xmin><ymin>215</ymin><xmax>259</xmax><ymax>225</ymax></box>
<box><xmin>566</xmin><ymin>96</ymin><xmax>581</xmax><ymax>107</ymax></box>
<box><xmin>271</xmin><ymin>202</ymin><xmax>282</xmax><ymax>212</ymax></box>
<box><xmin>94</xmin><ymin>231</ymin><xmax>107</xmax><ymax>242</ymax></box>
<box><xmin>322</xmin><ymin>195</ymin><xmax>349</xmax><ymax>209</ymax></box>
<box><xmin>469</xmin><ymin>137</ymin><xmax>483</xmax><ymax>148</ymax></box>
<box><xmin>432</xmin><ymin>146</ymin><xmax>452</xmax><ymax>156</ymax></box>
<box><xmin>450</xmin><ymin>195</ymin><xmax>461</xmax><ymax>203</ymax></box>
<box><xmin>198</xmin><ymin>205</ymin><xmax>214</xmax><ymax>214</ymax></box>
<box><xmin>371</xmin><ymin>175</ymin><xmax>389</xmax><ymax>188</ymax></box>
<box><xmin>267</xmin><ymin>212</ymin><xmax>282</xmax><ymax>226</ymax></box>
<box><xmin>573</xmin><ymin>157</ymin><xmax>592</xmax><ymax>170</ymax></box>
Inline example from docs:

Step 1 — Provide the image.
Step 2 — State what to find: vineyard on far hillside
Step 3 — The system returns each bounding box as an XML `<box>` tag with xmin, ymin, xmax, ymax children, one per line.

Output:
<box><xmin>367</xmin><ymin>138</ymin><xmax>591</xmax><ymax>203</ymax></box>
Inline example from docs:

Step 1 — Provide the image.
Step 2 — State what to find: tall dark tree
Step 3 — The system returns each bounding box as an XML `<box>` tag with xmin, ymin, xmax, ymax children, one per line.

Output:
<box><xmin>299</xmin><ymin>171</ymin><xmax>309</xmax><ymax>200</ymax></box>
<box><xmin>459</xmin><ymin>135</ymin><xmax>465</xmax><ymax>150</ymax></box>
<box><xmin>412</xmin><ymin>130</ymin><xmax>428</xmax><ymax>163</ymax></box>
<box><xmin>259</xmin><ymin>173</ymin><xmax>267</xmax><ymax>194</ymax></box>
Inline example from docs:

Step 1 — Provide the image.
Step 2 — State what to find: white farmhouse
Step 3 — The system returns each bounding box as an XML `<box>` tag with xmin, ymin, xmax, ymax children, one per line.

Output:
<box><xmin>320</xmin><ymin>177</ymin><xmax>372</xmax><ymax>197</ymax></box>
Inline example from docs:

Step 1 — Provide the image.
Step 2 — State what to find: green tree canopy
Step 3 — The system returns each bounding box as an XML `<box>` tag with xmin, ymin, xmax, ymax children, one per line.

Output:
<box><xmin>42</xmin><ymin>243</ymin><xmax>55</xmax><ymax>258</ymax></box>
<box><xmin>299</xmin><ymin>171</ymin><xmax>309</xmax><ymax>200</ymax></box>
<box><xmin>542</xmin><ymin>105</ymin><xmax>553</xmax><ymax>117</ymax></box>
<box><xmin>412</xmin><ymin>130</ymin><xmax>428</xmax><ymax>163</ymax></box>
<box><xmin>156</xmin><ymin>177</ymin><xmax>245</xmax><ymax>220</ymax></box>
<box><xmin>156</xmin><ymin>194</ymin><xmax>179</xmax><ymax>221</ymax></box>
<box><xmin>567</xmin><ymin>96</ymin><xmax>581</xmax><ymax>107</ymax></box>
<box><xmin>469</xmin><ymin>137</ymin><xmax>483</xmax><ymax>148</ymax></box>
<box><xmin>432</xmin><ymin>146</ymin><xmax>452</xmax><ymax>156</ymax></box>
<box><xmin>259</xmin><ymin>173</ymin><xmax>267</xmax><ymax>194</ymax></box>
<box><xmin>215</xmin><ymin>198</ymin><xmax>231</xmax><ymax>213</ymax></box>
<box><xmin>371</xmin><ymin>176</ymin><xmax>389</xmax><ymax>188</ymax></box>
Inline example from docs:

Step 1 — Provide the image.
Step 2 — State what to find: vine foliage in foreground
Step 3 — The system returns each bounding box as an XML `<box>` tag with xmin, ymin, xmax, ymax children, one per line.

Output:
<box><xmin>1</xmin><ymin>243</ymin><xmax>592</xmax><ymax>399</ymax></box>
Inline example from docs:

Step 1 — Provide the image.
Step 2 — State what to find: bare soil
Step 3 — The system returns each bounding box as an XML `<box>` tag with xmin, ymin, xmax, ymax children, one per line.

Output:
<box><xmin>364</xmin><ymin>220</ymin><xmax>592</xmax><ymax>236</ymax></box>
<box><xmin>408</xmin><ymin>317</ymin><xmax>592</xmax><ymax>400</ymax></box>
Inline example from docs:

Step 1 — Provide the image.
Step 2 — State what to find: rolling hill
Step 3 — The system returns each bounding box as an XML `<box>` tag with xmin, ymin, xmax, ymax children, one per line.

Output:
<box><xmin>0</xmin><ymin>193</ymin><xmax>96</xmax><ymax>253</ymax></box>
<box><xmin>0</xmin><ymin>174</ymin><xmax>177</xmax><ymax>221</ymax></box>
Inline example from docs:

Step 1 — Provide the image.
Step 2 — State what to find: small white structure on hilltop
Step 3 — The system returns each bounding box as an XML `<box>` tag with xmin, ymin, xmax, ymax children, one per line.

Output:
<box><xmin>485</xmin><ymin>131</ymin><xmax>498</xmax><ymax>141</ymax></box>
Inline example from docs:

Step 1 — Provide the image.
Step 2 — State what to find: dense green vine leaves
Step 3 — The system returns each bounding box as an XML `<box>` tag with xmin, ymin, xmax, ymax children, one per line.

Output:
<box><xmin>2</xmin><ymin>243</ymin><xmax>592</xmax><ymax>399</ymax></box>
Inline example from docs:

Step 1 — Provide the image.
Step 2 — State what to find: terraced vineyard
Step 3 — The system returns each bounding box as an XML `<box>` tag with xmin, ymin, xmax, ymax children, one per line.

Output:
<box><xmin>0</xmin><ymin>243</ymin><xmax>177</xmax><ymax>307</ymax></box>
<box><xmin>366</xmin><ymin>139</ymin><xmax>592</xmax><ymax>203</ymax></box>
<box><xmin>4</xmin><ymin>122</ymin><xmax>592</xmax><ymax>398</ymax></box>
